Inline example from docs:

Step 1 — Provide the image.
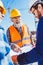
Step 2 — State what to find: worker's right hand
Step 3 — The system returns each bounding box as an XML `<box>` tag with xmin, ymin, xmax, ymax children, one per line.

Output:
<box><xmin>11</xmin><ymin>44</ymin><xmax>22</xmax><ymax>53</ymax></box>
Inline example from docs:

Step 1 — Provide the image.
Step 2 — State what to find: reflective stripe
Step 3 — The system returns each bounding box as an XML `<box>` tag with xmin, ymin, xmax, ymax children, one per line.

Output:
<box><xmin>12</xmin><ymin>39</ymin><xmax>22</xmax><ymax>43</ymax></box>
<box><xmin>11</xmin><ymin>37</ymin><xmax>29</xmax><ymax>44</ymax></box>
<box><xmin>22</xmin><ymin>37</ymin><xmax>29</xmax><ymax>40</ymax></box>
<box><xmin>22</xmin><ymin>44</ymin><xmax>31</xmax><ymax>46</ymax></box>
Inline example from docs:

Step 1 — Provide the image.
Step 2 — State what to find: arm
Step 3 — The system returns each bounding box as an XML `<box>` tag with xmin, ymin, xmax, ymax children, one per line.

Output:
<box><xmin>17</xmin><ymin>17</ymin><xmax>43</xmax><ymax>64</ymax></box>
<box><xmin>0</xmin><ymin>28</ymin><xmax>10</xmax><ymax>56</ymax></box>
<box><xmin>6</xmin><ymin>28</ymin><xmax>11</xmax><ymax>44</ymax></box>
<box><xmin>7</xmin><ymin>28</ymin><xmax>22</xmax><ymax>52</ymax></box>
<box><xmin>11</xmin><ymin>48</ymin><xmax>39</xmax><ymax>65</ymax></box>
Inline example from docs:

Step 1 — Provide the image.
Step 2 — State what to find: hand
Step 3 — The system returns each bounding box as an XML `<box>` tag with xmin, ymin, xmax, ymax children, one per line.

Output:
<box><xmin>13</xmin><ymin>44</ymin><xmax>22</xmax><ymax>53</ymax></box>
<box><xmin>11</xmin><ymin>55</ymin><xmax>18</xmax><ymax>64</ymax></box>
<box><xmin>11</xmin><ymin>44</ymin><xmax>22</xmax><ymax>53</ymax></box>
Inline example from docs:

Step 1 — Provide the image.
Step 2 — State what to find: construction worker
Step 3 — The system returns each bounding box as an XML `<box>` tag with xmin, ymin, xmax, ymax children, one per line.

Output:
<box><xmin>7</xmin><ymin>8</ymin><xmax>31</xmax><ymax>51</ymax></box>
<box><xmin>11</xmin><ymin>0</ymin><xmax>43</xmax><ymax>65</ymax></box>
<box><xmin>0</xmin><ymin>1</ymin><xmax>13</xmax><ymax>65</ymax></box>
<box><xmin>6</xmin><ymin>8</ymin><xmax>32</xmax><ymax>64</ymax></box>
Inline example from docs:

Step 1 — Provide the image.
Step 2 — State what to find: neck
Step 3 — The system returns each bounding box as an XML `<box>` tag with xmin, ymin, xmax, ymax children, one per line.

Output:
<box><xmin>41</xmin><ymin>9</ymin><xmax>43</xmax><ymax>16</ymax></box>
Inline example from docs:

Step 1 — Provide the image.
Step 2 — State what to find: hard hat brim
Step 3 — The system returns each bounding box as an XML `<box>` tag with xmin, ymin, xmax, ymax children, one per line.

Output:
<box><xmin>29</xmin><ymin>0</ymin><xmax>43</xmax><ymax>10</ymax></box>
<box><xmin>33</xmin><ymin>1</ymin><xmax>43</xmax><ymax>7</ymax></box>
<box><xmin>10</xmin><ymin>8</ymin><xmax>21</xmax><ymax>18</ymax></box>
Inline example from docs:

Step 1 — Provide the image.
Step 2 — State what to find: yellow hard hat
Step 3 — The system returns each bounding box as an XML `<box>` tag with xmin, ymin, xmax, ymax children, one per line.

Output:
<box><xmin>10</xmin><ymin>8</ymin><xmax>21</xmax><ymax>18</ymax></box>
<box><xmin>0</xmin><ymin>0</ymin><xmax>6</xmax><ymax>14</ymax></box>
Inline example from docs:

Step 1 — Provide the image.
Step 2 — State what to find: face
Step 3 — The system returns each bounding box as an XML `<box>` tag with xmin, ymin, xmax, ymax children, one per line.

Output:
<box><xmin>31</xmin><ymin>4</ymin><xmax>43</xmax><ymax>19</ymax></box>
<box><xmin>38</xmin><ymin>4</ymin><xmax>42</xmax><ymax>13</ymax></box>
<box><xmin>37</xmin><ymin>4</ymin><xmax>43</xmax><ymax>17</ymax></box>
<box><xmin>31</xmin><ymin>7</ymin><xmax>39</xmax><ymax>18</ymax></box>
<box><xmin>11</xmin><ymin>16</ymin><xmax>21</xmax><ymax>24</ymax></box>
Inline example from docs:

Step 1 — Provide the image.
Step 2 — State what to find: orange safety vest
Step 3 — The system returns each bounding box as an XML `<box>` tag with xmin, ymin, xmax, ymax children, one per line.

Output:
<box><xmin>9</xmin><ymin>24</ymin><xmax>31</xmax><ymax>47</ymax></box>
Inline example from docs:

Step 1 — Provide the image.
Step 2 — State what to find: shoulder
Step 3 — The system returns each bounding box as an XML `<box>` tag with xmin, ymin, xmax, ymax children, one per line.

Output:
<box><xmin>22</xmin><ymin>24</ymin><xmax>29</xmax><ymax>30</ymax></box>
<box><xmin>22</xmin><ymin>24</ymin><xmax>27</xmax><ymax>28</ymax></box>
<box><xmin>7</xmin><ymin>25</ymin><xmax>13</xmax><ymax>31</ymax></box>
<box><xmin>9</xmin><ymin>25</ymin><xmax>14</xmax><ymax>29</ymax></box>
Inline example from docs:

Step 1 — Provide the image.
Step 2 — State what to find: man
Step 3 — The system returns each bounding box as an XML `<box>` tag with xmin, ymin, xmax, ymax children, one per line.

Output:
<box><xmin>11</xmin><ymin>0</ymin><xmax>43</xmax><ymax>65</ymax></box>
<box><xmin>7</xmin><ymin>8</ymin><xmax>32</xmax><ymax>52</ymax></box>
<box><xmin>7</xmin><ymin>8</ymin><xmax>32</xmax><ymax>64</ymax></box>
<box><xmin>0</xmin><ymin>1</ymin><xmax>13</xmax><ymax>65</ymax></box>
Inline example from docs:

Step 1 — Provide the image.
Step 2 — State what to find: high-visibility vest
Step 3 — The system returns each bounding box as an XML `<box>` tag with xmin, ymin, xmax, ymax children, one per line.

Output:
<box><xmin>9</xmin><ymin>24</ymin><xmax>31</xmax><ymax>47</ymax></box>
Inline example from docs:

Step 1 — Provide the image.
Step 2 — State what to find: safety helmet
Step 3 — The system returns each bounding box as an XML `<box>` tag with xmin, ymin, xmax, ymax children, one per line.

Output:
<box><xmin>29</xmin><ymin>0</ymin><xmax>43</xmax><ymax>10</ymax></box>
<box><xmin>10</xmin><ymin>8</ymin><xmax>21</xmax><ymax>18</ymax></box>
<box><xmin>32</xmin><ymin>0</ymin><xmax>43</xmax><ymax>8</ymax></box>
<box><xmin>0</xmin><ymin>0</ymin><xmax>6</xmax><ymax>14</ymax></box>
<box><xmin>29</xmin><ymin>0</ymin><xmax>37</xmax><ymax>10</ymax></box>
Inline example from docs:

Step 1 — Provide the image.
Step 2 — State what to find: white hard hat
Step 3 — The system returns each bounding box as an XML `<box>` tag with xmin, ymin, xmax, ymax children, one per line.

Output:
<box><xmin>29</xmin><ymin>0</ymin><xmax>43</xmax><ymax>10</ymax></box>
<box><xmin>33</xmin><ymin>0</ymin><xmax>43</xmax><ymax>7</ymax></box>
<box><xmin>29</xmin><ymin>0</ymin><xmax>38</xmax><ymax>10</ymax></box>
<box><xmin>0</xmin><ymin>0</ymin><xmax>4</xmax><ymax>8</ymax></box>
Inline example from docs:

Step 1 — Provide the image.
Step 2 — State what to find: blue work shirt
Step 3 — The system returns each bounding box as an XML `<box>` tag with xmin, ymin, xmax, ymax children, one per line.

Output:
<box><xmin>17</xmin><ymin>17</ymin><xmax>43</xmax><ymax>65</ymax></box>
<box><xmin>0</xmin><ymin>26</ymin><xmax>13</xmax><ymax>65</ymax></box>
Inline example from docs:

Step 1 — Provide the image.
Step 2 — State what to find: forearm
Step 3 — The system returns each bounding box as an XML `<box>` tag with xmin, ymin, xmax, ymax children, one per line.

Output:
<box><xmin>17</xmin><ymin>48</ymin><xmax>42</xmax><ymax>65</ymax></box>
<box><xmin>12</xmin><ymin>17</ymin><xmax>43</xmax><ymax>65</ymax></box>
